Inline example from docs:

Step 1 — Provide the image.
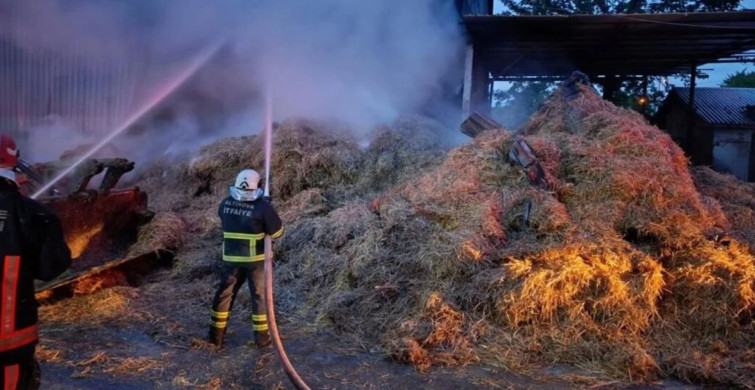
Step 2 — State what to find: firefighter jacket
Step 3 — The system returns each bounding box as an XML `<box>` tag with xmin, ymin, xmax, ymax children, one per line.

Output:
<box><xmin>218</xmin><ymin>196</ymin><xmax>283</xmax><ymax>263</ymax></box>
<box><xmin>0</xmin><ymin>181</ymin><xmax>71</xmax><ymax>362</ymax></box>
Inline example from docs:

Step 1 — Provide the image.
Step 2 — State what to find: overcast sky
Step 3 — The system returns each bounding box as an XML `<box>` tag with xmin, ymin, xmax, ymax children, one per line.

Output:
<box><xmin>693</xmin><ymin>0</ymin><xmax>754</xmax><ymax>86</ymax></box>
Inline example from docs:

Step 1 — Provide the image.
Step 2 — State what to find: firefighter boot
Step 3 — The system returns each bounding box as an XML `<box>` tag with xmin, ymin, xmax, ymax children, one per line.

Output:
<box><xmin>208</xmin><ymin>325</ymin><xmax>226</xmax><ymax>348</ymax></box>
<box><xmin>254</xmin><ymin>331</ymin><xmax>271</xmax><ymax>348</ymax></box>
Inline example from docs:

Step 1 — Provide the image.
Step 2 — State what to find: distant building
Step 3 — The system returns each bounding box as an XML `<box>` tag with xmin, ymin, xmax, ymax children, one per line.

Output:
<box><xmin>656</xmin><ymin>87</ymin><xmax>755</xmax><ymax>181</ymax></box>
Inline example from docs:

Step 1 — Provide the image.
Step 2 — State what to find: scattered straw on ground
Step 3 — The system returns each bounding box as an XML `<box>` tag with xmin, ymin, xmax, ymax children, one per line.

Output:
<box><xmin>40</xmin><ymin>286</ymin><xmax>138</xmax><ymax>325</ymax></box>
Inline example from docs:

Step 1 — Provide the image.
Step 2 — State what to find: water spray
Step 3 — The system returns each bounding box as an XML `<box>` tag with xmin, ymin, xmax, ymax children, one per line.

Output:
<box><xmin>262</xmin><ymin>90</ymin><xmax>311</xmax><ymax>390</ymax></box>
<box><xmin>30</xmin><ymin>38</ymin><xmax>225</xmax><ymax>200</ymax></box>
<box><xmin>263</xmin><ymin>88</ymin><xmax>272</xmax><ymax>199</ymax></box>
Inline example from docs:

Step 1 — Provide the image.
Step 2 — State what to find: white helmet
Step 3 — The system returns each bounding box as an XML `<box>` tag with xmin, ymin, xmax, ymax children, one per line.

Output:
<box><xmin>230</xmin><ymin>169</ymin><xmax>263</xmax><ymax>202</ymax></box>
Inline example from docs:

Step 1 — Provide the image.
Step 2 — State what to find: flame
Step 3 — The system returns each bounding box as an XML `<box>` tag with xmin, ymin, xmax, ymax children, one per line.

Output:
<box><xmin>461</xmin><ymin>240</ymin><xmax>482</xmax><ymax>261</ymax></box>
<box><xmin>67</xmin><ymin>222</ymin><xmax>105</xmax><ymax>259</ymax></box>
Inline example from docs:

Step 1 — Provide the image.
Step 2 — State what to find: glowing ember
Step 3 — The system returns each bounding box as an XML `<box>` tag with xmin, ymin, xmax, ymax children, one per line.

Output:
<box><xmin>67</xmin><ymin>222</ymin><xmax>105</xmax><ymax>259</ymax></box>
<box><xmin>460</xmin><ymin>240</ymin><xmax>482</xmax><ymax>261</ymax></box>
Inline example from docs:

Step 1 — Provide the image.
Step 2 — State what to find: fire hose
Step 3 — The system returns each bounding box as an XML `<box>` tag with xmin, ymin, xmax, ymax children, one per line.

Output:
<box><xmin>263</xmin><ymin>237</ymin><xmax>310</xmax><ymax>390</ymax></box>
<box><xmin>262</xmin><ymin>92</ymin><xmax>311</xmax><ymax>390</ymax></box>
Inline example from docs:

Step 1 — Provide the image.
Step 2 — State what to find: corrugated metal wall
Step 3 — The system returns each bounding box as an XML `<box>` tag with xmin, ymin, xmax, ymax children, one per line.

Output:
<box><xmin>0</xmin><ymin>39</ymin><xmax>143</xmax><ymax>143</ymax></box>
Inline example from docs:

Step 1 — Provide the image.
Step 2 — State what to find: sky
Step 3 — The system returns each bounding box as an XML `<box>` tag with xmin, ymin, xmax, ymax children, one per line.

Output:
<box><xmin>493</xmin><ymin>0</ymin><xmax>755</xmax><ymax>88</ymax></box>
<box><xmin>692</xmin><ymin>0</ymin><xmax>755</xmax><ymax>87</ymax></box>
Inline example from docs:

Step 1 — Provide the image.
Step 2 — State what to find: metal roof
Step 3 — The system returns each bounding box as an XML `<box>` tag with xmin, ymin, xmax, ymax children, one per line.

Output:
<box><xmin>674</xmin><ymin>87</ymin><xmax>755</xmax><ymax>126</ymax></box>
<box><xmin>464</xmin><ymin>11</ymin><xmax>755</xmax><ymax>80</ymax></box>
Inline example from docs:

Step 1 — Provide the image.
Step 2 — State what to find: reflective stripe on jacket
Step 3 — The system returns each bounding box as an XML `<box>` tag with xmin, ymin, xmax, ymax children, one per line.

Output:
<box><xmin>0</xmin><ymin>183</ymin><xmax>72</xmax><ymax>358</ymax></box>
<box><xmin>218</xmin><ymin>196</ymin><xmax>283</xmax><ymax>263</ymax></box>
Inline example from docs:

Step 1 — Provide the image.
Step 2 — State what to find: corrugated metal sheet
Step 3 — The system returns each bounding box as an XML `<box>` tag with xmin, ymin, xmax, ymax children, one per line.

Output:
<box><xmin>675</xmin><ymin>87</ymin><xmax>755</xmax><ymax>127</ymax></box>
<box><xmin>464</xmin><ymin>11</ymin><xmax>755</xmax><ymax>79</ymax></box>
<box><xmin>0</xmin><ymin>38</ymin><xmax>150</xmax><ymax>139</ymax></box>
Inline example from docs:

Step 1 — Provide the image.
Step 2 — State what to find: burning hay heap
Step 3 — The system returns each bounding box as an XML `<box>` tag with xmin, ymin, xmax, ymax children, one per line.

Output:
<box><xmin>269</xmin><ymin>75</ymin><xmax>751</xmax><ymax>386</ymax></box>
<box><xmin>131</xmin><ymin>116</ymin><xmax>447</xmax><ymax>279</ymax></box>
<box><xmin>59</xmin><ymin>77</ymin><xmax>753</xmax><ymax>387</ymax></box>
<box><xmin>692</xmin><ymin>166</ymin><xmax>755</xmax><ymax>251</ymax></box>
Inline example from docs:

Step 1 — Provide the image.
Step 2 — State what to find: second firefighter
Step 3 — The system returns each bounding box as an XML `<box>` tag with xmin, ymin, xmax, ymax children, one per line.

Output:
<box><xmin>209</xmin><ymin>169</ymin><xmax>283</xmax><ymax>348</ymax></box>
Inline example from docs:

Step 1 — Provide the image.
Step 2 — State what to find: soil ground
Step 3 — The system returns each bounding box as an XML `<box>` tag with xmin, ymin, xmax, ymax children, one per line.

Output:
<box><xmin>38</xmin><ymin>272</ymin><xmax>707</xmax><ymax>390</ymax></box>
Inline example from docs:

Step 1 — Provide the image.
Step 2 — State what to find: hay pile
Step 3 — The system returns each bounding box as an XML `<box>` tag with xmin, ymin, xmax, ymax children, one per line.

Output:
<box><xmin>123</xmin><ymin>84</ymin><xmax>754</xmax><ymax>387</ymax></box>
<box><xmin>692</xmin><ymin>166</ymin><xmax>755</xmax><ymax>249</ymax></box>
<box><xmin>130</xmin><ymin>116</ymin><xmax>447</xmax><ymax>281</ymax></box>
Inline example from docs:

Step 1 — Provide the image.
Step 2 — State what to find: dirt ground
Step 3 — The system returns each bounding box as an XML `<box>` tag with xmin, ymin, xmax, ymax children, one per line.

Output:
<box><xmin>38</xmin><ymin>271</ymin><xmax>706</xmax><ymax>390</ymax></box>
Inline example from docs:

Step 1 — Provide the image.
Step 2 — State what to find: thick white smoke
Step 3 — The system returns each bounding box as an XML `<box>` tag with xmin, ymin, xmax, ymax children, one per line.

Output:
<box><xmin>0</xmin><ymin>0</ymin><xmax>465</xmax><ymax>164</ymax></box>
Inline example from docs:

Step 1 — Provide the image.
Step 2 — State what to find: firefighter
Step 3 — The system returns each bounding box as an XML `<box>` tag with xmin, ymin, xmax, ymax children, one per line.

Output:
<box><xmin>209</xmin><ymin>169</ymin><xmax>283</xmax><ymax>348</ymax></box>
<box><xmin>0</xmin><ymin>134</ymin><xmax>72</xmax><ymax>389</ymax></box>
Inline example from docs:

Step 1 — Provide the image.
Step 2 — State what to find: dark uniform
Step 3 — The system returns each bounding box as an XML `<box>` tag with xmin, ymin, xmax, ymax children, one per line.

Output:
<box><xmin>0</xmin><ymin>180</ymin><xmax>71</xmax><ymax>389</ymax></box>
<box><xmin>209</xmin><ymin>196</ymin><xmax>283</xmax><ymax>348</ymax></box>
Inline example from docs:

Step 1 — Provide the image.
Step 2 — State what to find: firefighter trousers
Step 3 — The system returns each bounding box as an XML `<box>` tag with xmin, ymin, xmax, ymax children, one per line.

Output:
<box><xmin>209</xmin><ymin>262</ymin><xmax>269</xmax><ymax>346</ymax></box>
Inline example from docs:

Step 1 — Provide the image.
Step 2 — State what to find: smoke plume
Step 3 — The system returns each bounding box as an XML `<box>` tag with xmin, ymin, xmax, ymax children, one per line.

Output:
<box><xmin>0</xmin><ymin>0</ymin><xmax>465</xmax><ymax>164</ymax></box>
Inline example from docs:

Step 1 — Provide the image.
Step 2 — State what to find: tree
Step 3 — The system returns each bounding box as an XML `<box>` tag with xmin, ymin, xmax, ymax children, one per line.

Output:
<box><xmin>612</xmin><ymin>78</ymin><xmax>672</xmax><ymax>114</ymax></box>
<box><xmin>500</xmin><ymin>0</ymin><xmax>644</xmax><ymax>15</ymax></box>
<box><xmin>646</xmin><ymin>0</ymin><xmax>741</xmax><ymax>13</ymax></box>
<box><xmin>491</xmin><ymin>82</ymin><xmax>554</xmax><ymax>129</ymax></box>
<box><xmin>498</xmin><ymin>0</ymin><xmax>741</xmax><ymax>15</ymax></box>
<box><xmin>722</xmin><ymin>69</ymin><xmax>755</xmax><ymax>88</ymax></box>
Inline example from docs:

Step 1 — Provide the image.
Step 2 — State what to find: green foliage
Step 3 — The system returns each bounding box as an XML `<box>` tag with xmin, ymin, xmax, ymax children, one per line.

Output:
<box><xmin>498</xmin><ymin>0</ymin><xmax>741</xmax><ymax>15</ymax></box>
<box><xmin>646</xmin><ymin>0</ymin><xmax>741</xmax><ymax>13</ymax></box>
<box><xmin>491</xmin><ymin>82</ymin><xmax>555</xmax><ymax>129</ymax></box>
<box><xmin>722</xmin><ymin>69</ymin><xmax>755</xmax><ymax>88</ymax></box>
<box><xmin>611</xmin><ymin>79</ymin><xmax>672</xmax><ymax>114</ymax></box>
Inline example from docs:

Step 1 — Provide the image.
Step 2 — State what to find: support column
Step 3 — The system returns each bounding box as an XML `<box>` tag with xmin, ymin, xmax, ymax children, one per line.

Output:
<box><xmin>686</xmin><ymin>62</ymin><xmax>697</xmax><ymax>159</ymax></box>
<box><xmin>487</xmin><ymin>78</ymin><xmax>494</xmax><ymax>108</ymax></box>
<box><xmin>749</xmin><ymin>132</ymin><xmax>755</xmax><ymax>182</ymax></box>
<box><xmin>602</xmin><ymin>75</ymin><xmax>619</xmax><ymax>102</ymax></box>
<box><xmin>641</xmin><ymin>75</ymin><xmax>648</xmax><ymax>116</ymax></box>
<box><xmin>471</xmin><ymin>57</ymin><xmax>489</xmax><ymax>116</ymax></box>
<box><xmin>462</xmin><ymin>43</ymin><xmax>474</xmax><ymax>120</ymax></box>
<box><xmin>461</xmin><ymin>42</ymin><xmax>490</xmax><ymax>121</ymax></box>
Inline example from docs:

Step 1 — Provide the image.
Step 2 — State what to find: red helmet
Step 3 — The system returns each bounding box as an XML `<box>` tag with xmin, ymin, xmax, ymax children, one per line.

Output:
<box><xmin>0</xmin><ymin>134</ymin><xmax>18</xmax><ymax>168</ymax></box>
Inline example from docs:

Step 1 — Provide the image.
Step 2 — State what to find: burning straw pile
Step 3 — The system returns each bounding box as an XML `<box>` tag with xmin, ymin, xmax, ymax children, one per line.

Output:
<box><xmin>123</xmin><ymin>78</ymin><xmax>754</xmax><ymax>387</ymax></box>
<box><xmin>692</xmin><ymin>166</ymin><xmax>755</xmax><ymax>250</ymax></box>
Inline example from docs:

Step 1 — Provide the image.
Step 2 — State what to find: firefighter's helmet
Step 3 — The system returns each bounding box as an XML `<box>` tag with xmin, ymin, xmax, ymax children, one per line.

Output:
<box><xmin>0</xmin><ymin>134</ymin><xmax>18</xmax><ymax>185</ymax></box>
<box><xmin>230</xmin><ymin>169</ymin><xmax>262</xmax><ymax>202</ymax></box>
<box><xmin>0</xmin><ymin>134</ymin><xmax>18</xmax><ymax>168</ymax></box>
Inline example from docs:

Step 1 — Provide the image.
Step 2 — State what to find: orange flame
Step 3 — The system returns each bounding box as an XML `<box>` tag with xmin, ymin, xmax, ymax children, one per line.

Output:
<box><xmin>67</xmin><ymin>222</ymin><xmax>104</xmax><ymax>259</ymax></box>
<box><xmin>461</xmin><ymin>240</ymin><xmax>482</xmax><ymax>261</ymax></box>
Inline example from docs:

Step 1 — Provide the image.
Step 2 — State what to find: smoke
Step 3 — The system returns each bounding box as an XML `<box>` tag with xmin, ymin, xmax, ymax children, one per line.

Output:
<box><xmin>1</xmin><ymin>0</ymin><xmax>465</xmax><ymax>165</ymax></box>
